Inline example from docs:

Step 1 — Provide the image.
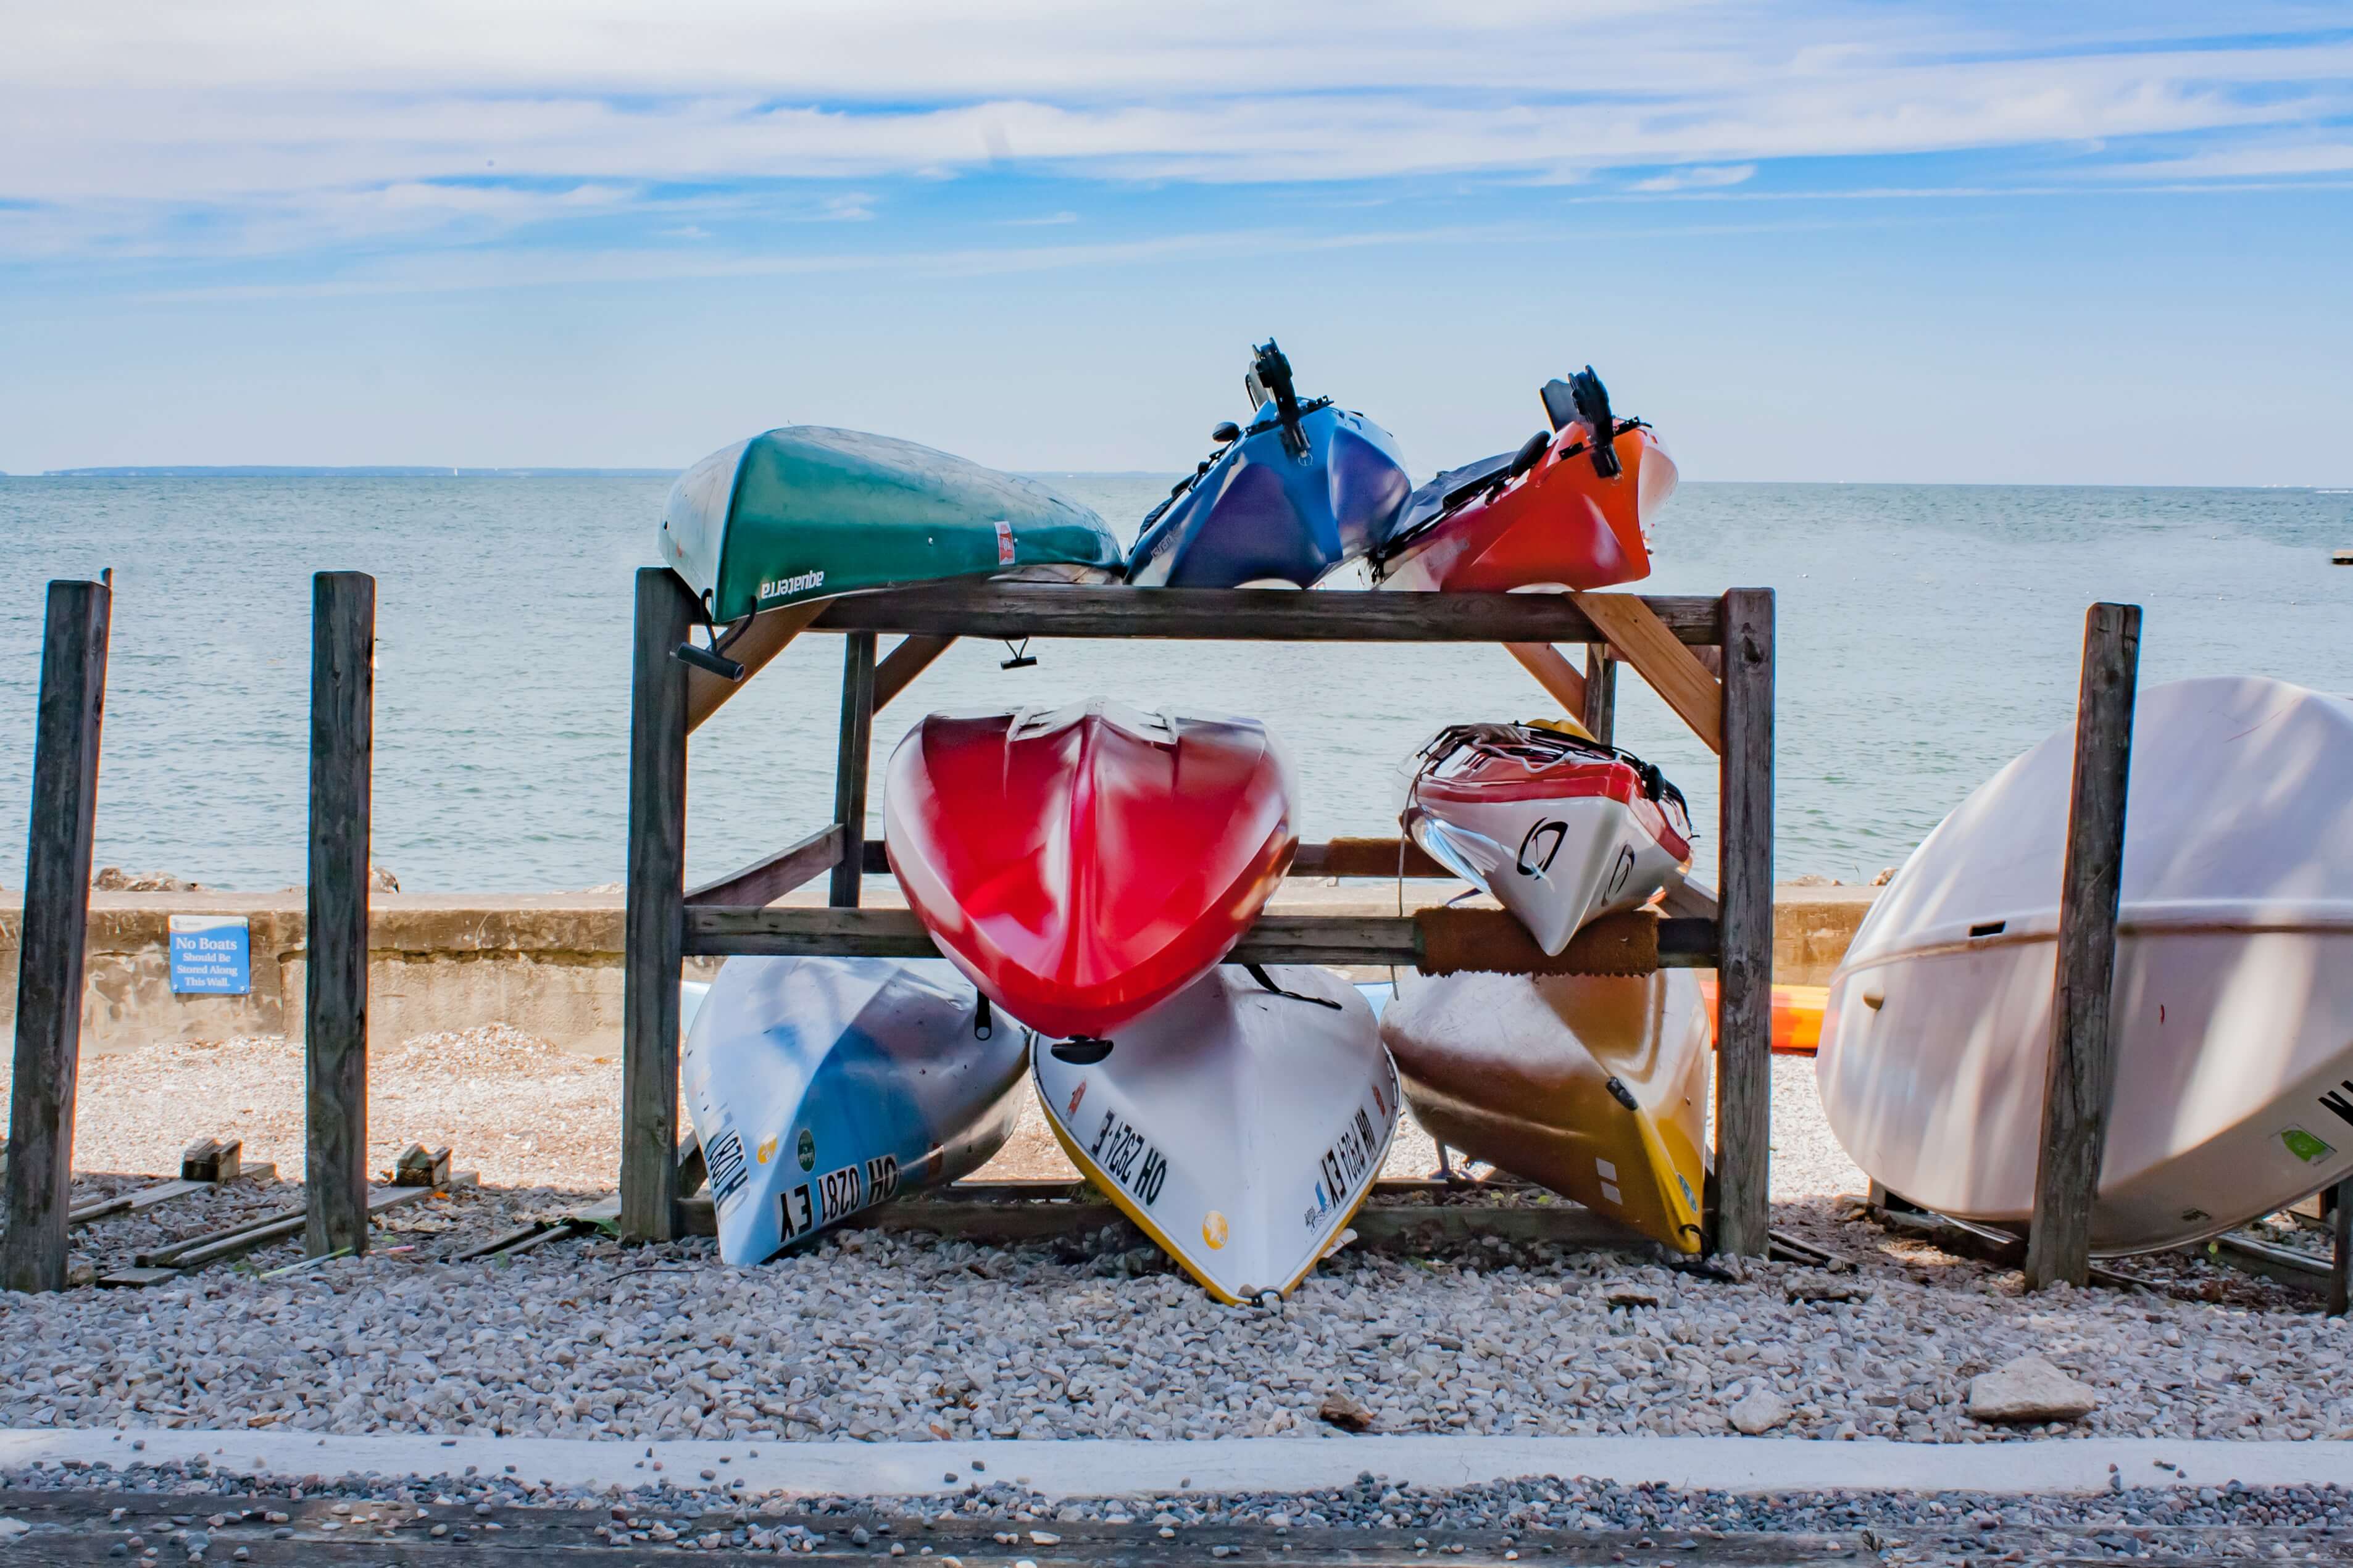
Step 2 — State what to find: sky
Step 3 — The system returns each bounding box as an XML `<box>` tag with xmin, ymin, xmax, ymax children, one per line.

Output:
<box><xmin>2</xmin><ymin>2</ymin><xmax>2349</xmax><ymax>483</ymax></box>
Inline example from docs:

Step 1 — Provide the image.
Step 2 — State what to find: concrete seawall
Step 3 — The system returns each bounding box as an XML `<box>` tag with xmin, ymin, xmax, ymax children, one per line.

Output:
<box><xmin>0</xmin><ymin>882</ymin><xmax>1880</xmax><ymax>1058</ymax></box>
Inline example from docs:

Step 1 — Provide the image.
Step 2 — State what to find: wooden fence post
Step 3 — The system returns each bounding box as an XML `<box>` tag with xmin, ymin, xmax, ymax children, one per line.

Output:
<box><xmin>828</xmin><ymin>631</ymin><xmax>877</xmax><ymax>908</ymax></box>
<box><xmin>1712</xmin><ymin>588</ymin><xmax>1775</xmax><ymax>1256</ymax></box>
<box><xmin>0</xmin><ymin>580</ymin><xmax>110</xmax><ymax>1294</ymax></box>
<box><xmin>622</xmin><ymin>568</ymin><xmax>694</xmax><ymax>1242</ymax></box>
<box><xmin>305</xmin><ymin>571</ymin><xmax>375</xmax><ymax>1258</ymax></box>
<box><xmin>1581</xmin><ymin>645</ymin><xmax>1617</xmax><ymax>744</ymax></box>
<box><xmin>2025</xmin><ymin>602</ymin><xmax>2141</xmax><ymax>1290</ymax></box>
<box><xmin>2330</xmin><ymin>1176</ymin><xmax>2352</xmax><ymax>1319</ymax></box>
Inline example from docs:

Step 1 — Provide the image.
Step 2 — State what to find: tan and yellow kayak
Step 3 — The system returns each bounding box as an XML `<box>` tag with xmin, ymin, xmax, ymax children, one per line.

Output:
<box><xmin>1378</xmin><ymin>968</ymin><xmax>1710</xmax><ymax>1252</ymax></box>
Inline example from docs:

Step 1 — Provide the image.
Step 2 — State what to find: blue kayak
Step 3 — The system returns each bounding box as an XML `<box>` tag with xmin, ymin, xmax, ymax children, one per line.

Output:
<box><xmin>681</xmin><ymin>956</ymin><xmax>1028</xmax><ymax>1264</ymax></box>
<box><xmin>1125</xmin><ymin>341</ymin><xmax>1412</xmax><ymax>589</ymax></box>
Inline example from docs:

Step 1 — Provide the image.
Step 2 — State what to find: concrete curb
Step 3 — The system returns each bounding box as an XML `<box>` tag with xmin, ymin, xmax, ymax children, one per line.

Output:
<box><xmin>2</xmin><ymin>1429</ymin><xmax>2344</xmax><ymax>1500</ymax></box>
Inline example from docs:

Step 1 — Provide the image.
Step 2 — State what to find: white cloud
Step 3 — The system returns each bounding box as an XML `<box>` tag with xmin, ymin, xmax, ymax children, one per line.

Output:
<box><xmin>0</xmin><ymin>2</ymin><xmax>2347</xmax><ymax>262</ymax></box>
<box><xmin>1631</xmin><ymin>164</ymin><xmax>1758</xmax><ymax>192</ymax></box>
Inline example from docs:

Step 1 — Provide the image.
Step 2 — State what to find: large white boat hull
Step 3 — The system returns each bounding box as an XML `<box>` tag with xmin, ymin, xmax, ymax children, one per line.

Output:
<box><xmin>1033</xmin><ymin>964</ymin><xmax>1399</xmax><ymax>1303</ymax></box>
<box><xmin>1818</xmin><ymin>677</ymin><xmax>2353</xmax><ymax>1255</ymax></box>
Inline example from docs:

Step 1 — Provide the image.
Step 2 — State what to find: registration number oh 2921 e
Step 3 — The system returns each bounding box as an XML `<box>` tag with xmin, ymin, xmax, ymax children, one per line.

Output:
<box><xmin>1089</xmin><ymin>1108</ymin><xmax>1168</xmax><ymax>1208</ymax></box>
<box><xmin>778</xmin><ymin>1153</ymin><xmax>901</xmax><ymax>1243</ymax></box>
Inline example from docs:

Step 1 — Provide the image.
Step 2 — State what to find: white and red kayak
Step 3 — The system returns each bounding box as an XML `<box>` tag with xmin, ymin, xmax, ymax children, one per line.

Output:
<box><xmin>1404</xmin><ymin>721</ymin><xmax>1692</xmax><ymax>955</ymax></box>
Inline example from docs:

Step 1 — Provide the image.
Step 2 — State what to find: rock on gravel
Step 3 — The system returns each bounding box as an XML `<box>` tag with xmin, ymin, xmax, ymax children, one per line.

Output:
<box><xmin>1728</xmin><ymin>1389</ymin><xmax>1790</xmax><ymax>1435</ymax></box>
<box><xmin>1968</xmin><ymin>1354</ymin><xmax>2101</xmax><ymax>1425</ymax></box>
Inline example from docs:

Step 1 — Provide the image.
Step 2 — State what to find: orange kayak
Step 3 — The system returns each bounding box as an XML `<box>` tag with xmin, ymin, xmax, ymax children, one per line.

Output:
<box><xmin>1697</xmin><ymin>977</ymin><xmax>1826</xmax><ymax>1055</ymax></box>
<box><xmin>1372</xmin><ymin>368</ymin><xmax>1676</xmax><ymax>594</ymax></box>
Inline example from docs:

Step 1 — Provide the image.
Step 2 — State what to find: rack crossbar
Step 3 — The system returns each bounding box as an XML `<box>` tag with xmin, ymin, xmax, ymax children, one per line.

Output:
<box><xmin>683</xmin><ymin>905</ymin><xmax>1717</xmax><ymax>971</ymax></box>
<box><xmin>809</xmin><ymin>583</ymin><xmax>1723</xmax><ymax>644</ymax></box>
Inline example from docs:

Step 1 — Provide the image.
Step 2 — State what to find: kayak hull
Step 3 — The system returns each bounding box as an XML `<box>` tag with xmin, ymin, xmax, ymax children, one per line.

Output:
<box><xmin>1381</xmin><ymin>968</ymin><xmax>1711</xmax><ymax>1253</ymax></box>
<box><xmin>1033</xmin><ymin>964</ymin><xmax>1399</xmax><ymax>1302</ymax></box>
<box><xmin>1376</xmin><ymin>423</ymin><xmax>1673</xmax><ymax>594</ymax></box>
<box><xmin>680</xmin><ymin>956</ymin><xmax>1028</xmax><ymax>1264</ymax></box>
<box><xmin>885</xmin><ymin>702</ymin><xmax>1297</xmax><ymax>1040</ymax></box>
<box><xmin>661</xmin><ymin>426</ymin><xmax>1122</xmax><ymax>624</ymax></box>
<box><xmin>1126</xmin><ymin>404</ymin><xmax>1410</xmax><ymax>589</ymax></box>
<box><xmin>1818</xmin><ymin>677</ymin><xmax>2353</xmax><ymax>1255</ymax></box>
<box><xmin>1404</xmin><ymin>724</ymin><xmax>1691</xmax><ymax>955</ymax></box>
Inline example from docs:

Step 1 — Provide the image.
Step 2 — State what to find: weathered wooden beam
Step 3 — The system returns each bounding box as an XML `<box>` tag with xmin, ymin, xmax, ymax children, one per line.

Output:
<box><xmin>304</xmin><ymin>571</ymin><xmax>374</xmax><ymax>1261</ymax></box>
<box><xmin>622</xmin><ymin>568</ymin><xmax>695</xmax><ymax>1243</ymax></box>
<box><xmin>873</xmin><ymin>633</ymin><xmax>956</xmax><ymax>715</ymax></box>
<box><xmin>685</xmin><ymin>824</ymin><xmax>844</xmax><ymax>908</ymax></box>
<box><xmin>828</xmin><ymin>632</ymin><xmax>878</xmax><ymax>908</ymax></box>
<box><xmin>854</xmin><ymin>835</ymin><xmax>1459</xmax><ymax>881</ymax></box>
<box><xmin>2333</xmin><ymin>1176</ymin><xmax>2353</xmax><ymax>1317</ymax></box>
<box><xmin>1582</xmin><ymin>644</ymin><xmax>1618</xmax><ymax>743</ymax></box>
<box><xmin>1</xmin><ymin>580</ymin><xmax>110</xmax><ymax>1295</ymax></box>
<box><xmin>812</xmin><ymin>583</ymin><xmax>1725</xmax><ymax>644</ymax></box>
<box><xmin>1502</xmin><ymin>642</ymin><xmax>1587</xmax><ymax>716</ymax></box>
<box><xmin>2025</xmin><ymin>601</ymin><xmax>2141</xmax><ymax>1292</ymax></box>
<box><xmin>683</xmin><ymin>599</ymin><xmax>827</xmax><ymax>734</ymax></box>
<box><xmin>1712</xmin><ymin>587</ymin><xmax>1776</xmax><ymax>1257</ymax></box>
<box><xmin>683</xmin><ymin>904</ymin><xmax>1714</xmax><ymax>971</ymax></box>
<box><xmin>1575</xmin><ymin>591</ymin><xmax>1725</xmax><ymax>753</ymax></box>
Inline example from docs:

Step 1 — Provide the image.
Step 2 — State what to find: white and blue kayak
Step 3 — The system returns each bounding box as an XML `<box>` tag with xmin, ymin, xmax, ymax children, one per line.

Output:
<box><xmin>1033</xmin><ymin>963</ymin><xmax>1399</xmax><ymax>1303</ymax></box>
<box><xmin>682</xmin><ymin>956</ymin><xmax>1029</xmax><ymax>1264</ymax></box>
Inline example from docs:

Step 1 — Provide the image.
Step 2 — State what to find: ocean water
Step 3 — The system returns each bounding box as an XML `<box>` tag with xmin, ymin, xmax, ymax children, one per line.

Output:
<box><xmin>0</xmin><ymin>476</ymin><xmax>2346</xmax><ymax>892</ymax></box>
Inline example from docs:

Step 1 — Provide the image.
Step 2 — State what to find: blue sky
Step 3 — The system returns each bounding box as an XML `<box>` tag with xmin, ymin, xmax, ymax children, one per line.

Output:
<box><xmin>2</xmin><ymin>2</ymin><xmax>2348</xmax><ymax>482</ymax></box>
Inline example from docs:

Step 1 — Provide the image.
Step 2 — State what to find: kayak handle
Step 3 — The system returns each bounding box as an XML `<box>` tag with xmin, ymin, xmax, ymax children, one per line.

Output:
<box><xmin>1244</xmin><ymin>963</ymin><xmax>1344</xmax><ymax>1010</ymax></box>
<box><xmin>673</xmin><ymin>639</ymin><xmax>746</xmax><ymax>683</ymax></box>
<box><xmin>1050</xmin><ymin>1035</ymin><xmax>1114</xmax><ymax>1065</ymax></box>
<box><xmin>1211</xmin><ymin>421</ymin><xmax>1241</xmax><ymax>444</ymax></box>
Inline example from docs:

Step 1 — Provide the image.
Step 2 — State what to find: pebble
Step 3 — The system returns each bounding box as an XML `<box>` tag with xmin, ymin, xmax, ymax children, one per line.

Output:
<box><xmin>0</xmin><ymin>1058</ymin><xmax>2334</xmax><ymax>1448</ymax></box>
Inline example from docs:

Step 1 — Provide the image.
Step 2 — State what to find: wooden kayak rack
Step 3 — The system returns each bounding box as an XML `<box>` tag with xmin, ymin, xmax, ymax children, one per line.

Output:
<box><xmin>625</xmin><ymin>573</ymin><xmax>1778</xmax><ymax>1256</ymax></box>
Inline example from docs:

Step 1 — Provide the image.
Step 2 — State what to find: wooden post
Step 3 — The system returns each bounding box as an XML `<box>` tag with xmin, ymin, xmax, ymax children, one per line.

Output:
<box><xmin>2331</xmin><ymin>1176</ymin><xmax>2353</xmax><ymax>1318</ymax></box>
<box><xmin>828</xmin><ymin>631</ymin><xmax>877</xmax><ymax>909</ymax></box>
<box><xmin>1712</xmin><ymin>588</ymin><xmax>1775</xmax><ymax>1256</ymax></box>
<box><xmin>1</xmin><ymin>580</ymin><xmax>110</xmax><ymax>1295</ymax></box>
<box><xmin>304</xmin><ymin>573</ymin><xmax>376</xmax><ymax>1258</ymax></box>
<box><xmin>1581</xmin><ymin>644</ymin><xmax>1617</xmax><ymax>744</ymax></box>
<box><xmin>622</xmin><ymin>568</ymin><xmax>695</xmax><ymax>1242</ymax></box>
<box><xmin>2023</xmin><ymin>601</ymin><xmax>2141</xmax><ymax>1291</ymax></box>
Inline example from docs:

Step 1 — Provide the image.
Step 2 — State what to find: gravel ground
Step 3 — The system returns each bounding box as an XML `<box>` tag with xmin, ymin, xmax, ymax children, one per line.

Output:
<box><xmin>5</xmin><ymin>1453</ymin><xmax>2353</xmax><ymax>1561</ymax></box>
<box><xmin>0</xmin><ymin>1190</ymin><xmax>2337</xmax><ymax>1445</ymax></box>
<box><xmin>0</xmin><ymin>1026</ymin><xmax>2331</xmax><ymax>1453</ymax></box>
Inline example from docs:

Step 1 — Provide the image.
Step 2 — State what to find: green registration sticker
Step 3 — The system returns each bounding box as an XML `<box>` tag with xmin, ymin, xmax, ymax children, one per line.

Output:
<box><xmin>2281</xmin><ymin>1127</ymin><xmax>2335</xmax><ymax>1164</ymax></box>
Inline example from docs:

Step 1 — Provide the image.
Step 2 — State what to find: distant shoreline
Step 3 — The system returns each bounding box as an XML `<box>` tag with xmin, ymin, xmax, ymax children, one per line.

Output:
<box><xmin>24</xmin><ymin>465</ymin><xmax>681</xmax><ymax>478</ymax></box>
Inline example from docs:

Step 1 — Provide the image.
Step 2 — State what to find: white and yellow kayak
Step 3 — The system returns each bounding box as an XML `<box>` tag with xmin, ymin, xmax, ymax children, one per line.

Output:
<box><xmin>1033</xmin><ymin>964</ymin><xmax>1399</xmax><ymax>1303</ymax></box>
<box><xmin>1380</xmin><ymin>968</ymin><xmax>1710</xmax><ymax>1253</ymax></box>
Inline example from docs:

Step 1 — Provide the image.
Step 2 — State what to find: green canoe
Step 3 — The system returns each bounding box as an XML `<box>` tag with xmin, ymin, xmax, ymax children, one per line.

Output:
<box><xmin>659</xmin><ymin>426</ymin><xmax>1123</xmax><ymax>624</ymax></box>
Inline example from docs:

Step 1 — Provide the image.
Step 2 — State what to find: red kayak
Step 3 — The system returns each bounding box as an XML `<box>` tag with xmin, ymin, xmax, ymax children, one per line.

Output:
<box><xmin>1371</xmin><ymin>367</ymin><xmax>1676</xmax><ymax>594</ymax></box>
<box><xmin>883</xmin><ymin>702</ymin><xmax>1297</xmax><ymax>1042</ymax></box>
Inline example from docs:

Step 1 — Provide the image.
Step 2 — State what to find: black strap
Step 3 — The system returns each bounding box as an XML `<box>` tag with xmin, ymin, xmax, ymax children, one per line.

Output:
<box><xmin>1244</xmin><ymin>963</ymin><xmax>1343</xmax><ymax>1010</ymax></box>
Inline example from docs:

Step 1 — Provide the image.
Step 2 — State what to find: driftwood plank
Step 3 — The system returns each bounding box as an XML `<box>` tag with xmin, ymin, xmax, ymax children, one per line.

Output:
<box><xmin>1501</xmin><ymin>642</ymin><xmax>1587</xmax><ymax>715</ymax></box>
<box><xmin>684</xmin><ymin>824</ymin><xmax>843</xmax><ymax>908</ymax></box>
<box><xmin>622</xmin><ymin>568</ymin><xmax>695</xmax><ymax>1242</ymax></box>
<box><xmin>1712</xmin><ymin>588</ymin><xmax>1776</xmax><ymax>1257</ymax></box>
<box><xmin>683</xmin><ymin>599</ymin><xmax>827</xmax><ymax>733</ymax></box>
<box><xmin>812</xmin><ymin>583</ymin><xmax>1725</xmax><ymax>644</ymax></box>
<box><xmin>2024</xmin><ymin>601</ymin><xmax>2141</xmax><ymax>1291</ymax></box>
<box><xmin>1574</xmin><ymin>591</ymin><xmax>1725</xmax><ymax>753</ymax></box>
<box><xmin>305</xmin><ymin>571</ymin><xmax>374</xmax><ymax>1260</ymax></box>
<box><xmin>1</xmin><ymin>579</ymin><xmax>110</xmax><ymax>1295</ymax></box>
